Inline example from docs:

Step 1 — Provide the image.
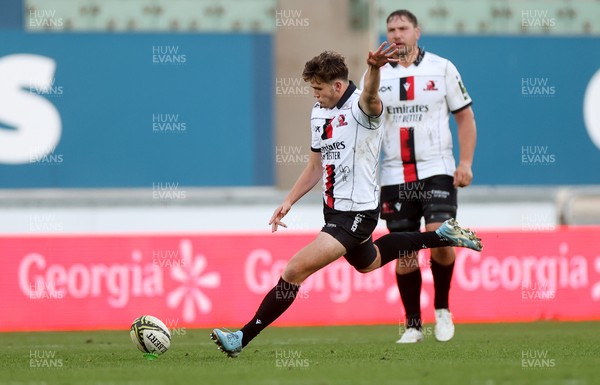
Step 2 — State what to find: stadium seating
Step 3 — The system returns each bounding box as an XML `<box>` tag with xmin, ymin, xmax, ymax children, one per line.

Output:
<box><xmin>375</xmin><ymin>0</ymin><xmax>600</xmax><ymax>35</ymax></box>
<box><xmin>25</xmin><ymin>0</ymin><xmax>275</xmax><ymax>32</ymax></box>
<box><xmin>25</xmin><ymin>0</ymin><xmax>600</xmax><ymax>35</ymax></box>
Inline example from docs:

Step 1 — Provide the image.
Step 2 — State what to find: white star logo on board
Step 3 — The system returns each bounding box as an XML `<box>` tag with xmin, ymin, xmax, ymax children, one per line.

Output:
<box><xmin>166</xmin><ymin>239</ymin><xmax>221</xmax><ymax>322</ymax></box>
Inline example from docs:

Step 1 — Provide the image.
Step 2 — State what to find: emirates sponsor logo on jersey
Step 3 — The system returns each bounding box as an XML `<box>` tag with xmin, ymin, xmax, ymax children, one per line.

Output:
<box><xmin>386</xmin><ymin>105</ymin><xmax>429</xmax><ymax>114</ymax></box>
<box><xmin>320</xmin><ymin>141</ymin><xmax>346</xmax><ymax>151</ymax></box>
<box><xmin>386</xmin><ymin>104</ymin><xmax>429</xmax><ymax>123</ymax></box>
<box><xmin>320</xmin><ymin>141</ymin><xmax>345</xmax><ymax>161</ymax></box>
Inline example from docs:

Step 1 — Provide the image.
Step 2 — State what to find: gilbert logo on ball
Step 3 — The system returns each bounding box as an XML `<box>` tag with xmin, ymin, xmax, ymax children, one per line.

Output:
<box><xmin>130</xmin><ymin>315</ymin><xmax>171</xmax><ymax>360</ymax></box>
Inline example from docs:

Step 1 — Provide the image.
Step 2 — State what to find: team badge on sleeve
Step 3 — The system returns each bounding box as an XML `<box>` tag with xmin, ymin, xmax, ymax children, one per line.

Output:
<box><xmin>458</xmin><ymin>78</ymin><xmax>469</xmax><ymax>100</ymax></box>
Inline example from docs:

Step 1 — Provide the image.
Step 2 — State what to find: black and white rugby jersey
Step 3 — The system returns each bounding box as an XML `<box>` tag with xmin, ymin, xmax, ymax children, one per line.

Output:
<box><xmin>362</xmin><ymin>49</ymin><xmax>472</xmax><ymax>185</ymax></box>
<box><xmin>310</xmin><ymin>82</ymin><xmax>383</xmax><ymax>211</ymax></box>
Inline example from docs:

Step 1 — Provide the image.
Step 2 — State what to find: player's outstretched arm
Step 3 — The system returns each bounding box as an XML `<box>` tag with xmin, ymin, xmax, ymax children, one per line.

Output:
<box><xmin>269</xmin><ymin>151</ymin><xmax>323</xmax><ymax>232</ymax></box>
<box><xmin>453</xmin><ymin>106</ymin><xmax>476</xmax><ymax>188</ymax></box>
<box><xmin>360</xmin><ymin>42</ymin><xmax>397</xmax><ymax>116</ymax></box>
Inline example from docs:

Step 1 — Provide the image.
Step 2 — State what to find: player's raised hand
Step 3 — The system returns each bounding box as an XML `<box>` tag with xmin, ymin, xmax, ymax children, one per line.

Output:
<box><xmin>367</xmin><ymin>42</ymin><xmax>398</xmax><ymax>68</ymax></box>
<box><xmin>269</xmin><ymin>202</ymin><xmax>291</xmax><ymax>233</ymax></box>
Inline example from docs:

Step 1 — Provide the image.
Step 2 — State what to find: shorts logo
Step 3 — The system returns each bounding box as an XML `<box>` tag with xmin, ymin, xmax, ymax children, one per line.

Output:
<box><xmin>351</xmin><ymin>213</ymin><xmax>365</xmax><ymax>232</ymax></box>
<box><xmin>381</xmin><ymin>202</ymin><xmax>402</xmax><ymax>215</ymax></box>
<box><xmin>326</xmin><ymin>223</ymin><xmax>337</xmax><ymax>228</ymax></box>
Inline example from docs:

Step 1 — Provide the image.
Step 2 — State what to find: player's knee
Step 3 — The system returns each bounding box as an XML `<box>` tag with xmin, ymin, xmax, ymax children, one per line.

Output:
<box><xmin>282</xmin><ymin>261</ymin><xmax>310</xmax><ymax>283</ymax></box>
<box><xmin>350</xmin><ymin>256</ymin><xmax>378</xmax><ymax>274</ymax></box>
<box><xmin>386</xmin><ymin>219</ymin><xmax>420</xmax><ymax>233</ymax></box>
<box><xmin>431</xmin><ymin>247</ymin><xmax>456</xmax><ymax>264</ymax></box>
<box><xmin>357</xmin><ymin>261</ymin><xmax>378</xmax><ymax>274</ymax></box>
<box><xmin>424</xmin><ymin>203</ymin><xmax>456</xmax><ymax>224</ymax></box>
<box><xmin>396</xmin><ymin>252</ymin><xmax>419</xmax><ymax>274</ymax></box>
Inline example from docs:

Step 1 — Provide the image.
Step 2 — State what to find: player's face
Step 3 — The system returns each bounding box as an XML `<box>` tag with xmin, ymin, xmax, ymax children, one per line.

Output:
<box><xmin>386</xmin><ymin>16</ymin><xmax>420</xmax><ymax>57</ymax></box>
<box><xmin>309</xmin><ymin>79</ymin><xmax>339</xmax><ymax>109</ymax></box>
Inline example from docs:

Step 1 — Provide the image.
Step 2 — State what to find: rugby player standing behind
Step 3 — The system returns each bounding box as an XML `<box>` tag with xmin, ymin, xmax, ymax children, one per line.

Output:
<box><xmin>362</xmin><ymin>9</ymin><xmax>477</xmax><ymax>343</ymax></box>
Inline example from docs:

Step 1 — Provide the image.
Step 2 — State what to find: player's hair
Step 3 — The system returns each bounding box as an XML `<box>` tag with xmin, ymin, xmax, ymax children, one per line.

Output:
<box><xmin>386</xmin><ymin>9</ymin><xmax>419</xmax><ymax>27</ymax></box>
<box><xmin>302</xmin><ymin>51</ymin><xmax>348</xmax><ymax>84</ymax></box>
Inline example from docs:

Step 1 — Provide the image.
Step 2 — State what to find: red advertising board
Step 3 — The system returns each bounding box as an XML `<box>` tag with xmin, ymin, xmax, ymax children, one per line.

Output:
<box><xmin>1</xmin><ymin>227</ymin><xmax>599</xmax><ymax>332</ymax></box>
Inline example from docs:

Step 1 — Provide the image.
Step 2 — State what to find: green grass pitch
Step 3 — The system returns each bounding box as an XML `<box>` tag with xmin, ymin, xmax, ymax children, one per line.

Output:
<box><xmin>1</xmin><ymin>322</ymin><xmax>598</xmax><ymax>385</ymax></box>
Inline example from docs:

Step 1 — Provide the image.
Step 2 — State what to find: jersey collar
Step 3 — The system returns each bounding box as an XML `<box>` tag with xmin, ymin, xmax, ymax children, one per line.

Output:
<box><xmin>334</xmin><ymin>81</ymin><xmax>357</xmax><ymax>110</ymax></box>
<box><xmin>390</xmin><ymin>47</ymin><xmax>425</xmax><ymax>68</ymax></box>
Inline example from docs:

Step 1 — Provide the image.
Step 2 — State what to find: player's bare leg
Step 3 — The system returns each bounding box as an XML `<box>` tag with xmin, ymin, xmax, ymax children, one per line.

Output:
<box><xmin>282</xmin><ymin>232</ymin><xmax>346</xmax><ymax>284</ymax></box>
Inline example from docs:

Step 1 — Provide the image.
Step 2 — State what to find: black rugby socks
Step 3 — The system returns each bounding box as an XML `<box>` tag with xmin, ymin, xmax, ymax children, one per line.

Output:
<box><xmin>431</xmin><ymin>258</ymin><xmax>455</xmax><ymax>310</ymax></box>
<box><xmin>374</xmin><ymin>231</ymin><xmax>450</xmax><ymax>266</ymax></box>
<box><xmin>240</xmin><ymin>277</ymin><xmax>300</xmax><ymax>347</ymax></box>
<box><xmin>397</xmin><ymin>269</ymin><xmax>423</xmax><ymax>330</ymax></box>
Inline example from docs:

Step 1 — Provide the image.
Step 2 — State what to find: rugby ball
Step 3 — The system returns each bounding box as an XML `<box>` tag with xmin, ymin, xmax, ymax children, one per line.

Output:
<box><xmin>130</xmin><ymin>315</ymin><xmax>171</xmax><ymax>357</ymax></box>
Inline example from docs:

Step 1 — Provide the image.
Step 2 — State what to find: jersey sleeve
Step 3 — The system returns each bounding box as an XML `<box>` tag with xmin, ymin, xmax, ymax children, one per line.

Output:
<box><xmin>351</xmin><ymin>96</ymin><xmax>383</xmax><ymax>130</ymax></box>
<box><xmin>445</xmin><ymin>60</ymin><xmax>472</xmax><ymax>113</ymax></box>
<box><xmin>310</xmin><ymin>111</ymin><xmax>321</xmax><ymax>152</ymax></box>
